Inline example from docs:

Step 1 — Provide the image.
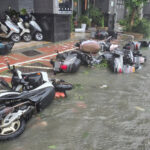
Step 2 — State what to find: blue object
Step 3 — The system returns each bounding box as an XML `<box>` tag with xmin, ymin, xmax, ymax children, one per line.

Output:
<box><xmin>0</xmin><ymin>42</ymin><xmax>14</xmax><ymax>55</ymax></box>
<box><xmin>0</xmin><ymin>43</ymin><xmax>5</xmax><ymax>48</ymax></box>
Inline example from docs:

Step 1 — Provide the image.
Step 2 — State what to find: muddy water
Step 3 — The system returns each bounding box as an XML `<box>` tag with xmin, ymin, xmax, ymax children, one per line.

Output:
<box><xmin>1</xmin><ymin>48</ymin><xmax>150</xmax><ymax>150</ymax></box>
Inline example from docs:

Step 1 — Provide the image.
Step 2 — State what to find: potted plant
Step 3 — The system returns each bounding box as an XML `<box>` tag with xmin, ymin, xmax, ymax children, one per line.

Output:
<box><xmin>78</xmin><ymin>15</ymin><xmax>91</xmax><ymax>29</ymax></box>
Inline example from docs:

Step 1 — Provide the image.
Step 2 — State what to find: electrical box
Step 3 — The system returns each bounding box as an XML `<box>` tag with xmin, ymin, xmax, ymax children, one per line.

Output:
<box><xmin>34</xmin><ymin>0</ymin><xmax>73</xmax><ymax>14</ymax></box>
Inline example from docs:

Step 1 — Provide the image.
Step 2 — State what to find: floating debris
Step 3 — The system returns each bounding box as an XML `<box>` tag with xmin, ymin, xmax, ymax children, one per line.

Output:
<box><xmin>100</xmin><ymin>84</ymin><xmax>108</xmax><ymax>89</ymax></box>
<box><xmin>48</xmin><ymin>145</ymin><xmax>56</xmax><ymax>149</ymax></box>
<box><xmin>77</xmin><ymin>101</ymin><xmax>87</xmax><ymax>108</ymax></box>
<box><xmin>135</xmin><ymin>106</ymin><xmax>145</xmax><ymax>112</ymax></box>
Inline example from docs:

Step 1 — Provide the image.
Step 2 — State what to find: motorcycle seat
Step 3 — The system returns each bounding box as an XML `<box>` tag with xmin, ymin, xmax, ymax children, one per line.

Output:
<box><xmin>0</xmin><ymin>89</ymin><xmax>40</xmax><ymax>101</ymax></box>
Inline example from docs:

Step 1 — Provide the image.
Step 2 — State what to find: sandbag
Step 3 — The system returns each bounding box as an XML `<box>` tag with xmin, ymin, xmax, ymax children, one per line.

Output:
<box><xmin>80</xmin><ymin>40</ymin><xmax>101</xmax><ymax>53</ymax></box>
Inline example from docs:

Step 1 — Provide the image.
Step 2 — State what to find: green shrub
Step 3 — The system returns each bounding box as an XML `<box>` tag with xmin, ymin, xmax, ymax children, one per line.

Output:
<box><xmin>132</xmin><ymin>18</ymin><xmax>150</xmax><ymax>37</ymax></box>
<box><xmin>89</xmin><ymin>6</ymin><xmax>103</xmax><ymax>26</ymax></box>
<box><xmin>119</xmin><ymin>19</ymin><xmax>127</xmax><ymax>26</ymax></box>
<box><xmin>71</xmin><ymin>15</ymin><xmax>74</xmax><ymax>32</ymax></box>
<box><xmin>78</xmin><ymin>15</ymin><xmax>91</xmax><ymax>28</ymax></box>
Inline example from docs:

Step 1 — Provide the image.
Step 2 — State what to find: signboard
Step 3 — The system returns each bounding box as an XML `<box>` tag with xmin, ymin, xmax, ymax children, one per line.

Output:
<box><xmin>34</xmin><ymin>0</ymin><xmax>73</xmax><ymax>14</ymax></box>
<box><xmin>53</xmin><ymin>0</ymin><xmax>72</xmax><ymax>14</ymax></box>
<box><xmin>58</xmin><ymin>0</ymin><xmax>72</xmax><ymax>11</ymax></box>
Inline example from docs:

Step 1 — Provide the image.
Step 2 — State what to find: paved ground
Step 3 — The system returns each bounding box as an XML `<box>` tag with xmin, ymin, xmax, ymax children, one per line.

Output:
<box><xmin>0</xmin><ymin>46</ymin><xmax>150</xmax><ymax>150</ymax></box>
<box><xmin>0</xmin><ymin>40</ymin><xmax>76</xmax><ymax>71</ymax></box>
<box><xmin>0</xmin><ymin>33</ymin><xmax>92</xmax><ymax>82</ymax></box>
<box><xmin>0</xmin><ymin>32</ymin><xmax>149</xmax><ymax>150</ymax></box>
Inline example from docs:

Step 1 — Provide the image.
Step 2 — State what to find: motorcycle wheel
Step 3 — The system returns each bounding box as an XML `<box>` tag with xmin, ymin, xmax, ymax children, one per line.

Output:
<box><xmin>54</xmin><ymin>81</ymin><xmax>73</xmax><ymax>91</ymax></box>
<box><xmin>23</xmin><ymin>33</ymin><xmax>32</xmax><ymax>42</ymax></box>
<box><xmin>0</xmin><ymin>119</ymin><xmax>26</xmax><ymax>141</ymax></box>
<box><xmin>10</xmin><ymin>33</ymin><xmax>21</xmax><ymax>43</ymax></box>
<box><xmin>35</xmin><ymin>32</ymin><xmax>43</xmax><ymax>41</ymax></box>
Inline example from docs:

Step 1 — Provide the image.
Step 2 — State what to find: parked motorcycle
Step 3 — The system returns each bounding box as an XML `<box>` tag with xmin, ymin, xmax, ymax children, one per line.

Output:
<box><xmin>0</xmin><ymin>15</ymin><xmax>21</xmax><ymax>42</ymax></box>
<box><xmin>0</xmin><ymin>63</ymin><xmax>72</xmax><ymax>141</ymax></box>
<box><xmin>17</xmin><ymin>17</ymin><xmax>32</xmax><ymax>42</ymax></box>
<box><xmin>20</xmin><ymin>14</ymin><xmax>43</xmax><ymax>41</ymax></box>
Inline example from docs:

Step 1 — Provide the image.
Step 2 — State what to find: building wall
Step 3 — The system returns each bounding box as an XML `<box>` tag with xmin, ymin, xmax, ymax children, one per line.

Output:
<box><xmin>95</xmin><ymin>0</ymin><xmax>125</xmax><ymax>21</ymax></box>
<box><xmin>116</xmin><ymin>0</ymin><xmax>125</xmax><ymax>21</ymax></box>
<box><xmin>0</xmin><ymin>0</ymin><xmax>19</xmax><ymax>14</ymax></box>
<box><xmin>34</xmin><ymin>0</ymin><xmax>53</xmax><ymax>14</ymax></box>
<box><xmin>18</xmin><ymin>0</ymin><xmax>34</xmax><ymax>12</ymax></box>
<box><xmin>0</xmin><ymin>0</ymin><xmax>34</xmax><ymax>13</ymax></box>
<box><xmin>143</xmin><ymin>2</ymin><xmax>150</xmax><ymax>18</ymax></box>
<box><xmin>95</xmin><ymin>0</ymin><xmax>109</xmax><ymax>13</ymax></box>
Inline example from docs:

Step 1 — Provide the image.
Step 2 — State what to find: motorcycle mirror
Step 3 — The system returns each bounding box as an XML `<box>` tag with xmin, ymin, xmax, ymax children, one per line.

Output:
<box><xmin>6</xmin><ymin>61</ymin><xmax>11</xmax><ymax>70</ymax></box>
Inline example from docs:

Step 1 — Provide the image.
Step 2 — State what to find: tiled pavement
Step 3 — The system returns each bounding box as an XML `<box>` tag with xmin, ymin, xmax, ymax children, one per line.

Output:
<box><xmin>0</xmin><ymin>41</ymin><xmax>77</xmax><ymax>71</ymax></box>
<box><xmin>0</xmin><ymin>32</ymin><xmax>135</xmax><ymax>82</ymax></box>
<box><xmin>0</xmin><ymin>40</ymin><xmax>78</xmax><ymax>82</ymax></box>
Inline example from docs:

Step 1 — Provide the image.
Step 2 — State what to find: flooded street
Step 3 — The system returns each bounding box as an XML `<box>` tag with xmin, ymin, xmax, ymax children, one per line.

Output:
<box><xmin>1</xmin><ymin>47</ymin><xmax>150</xmax><ymax>150</ymax></box>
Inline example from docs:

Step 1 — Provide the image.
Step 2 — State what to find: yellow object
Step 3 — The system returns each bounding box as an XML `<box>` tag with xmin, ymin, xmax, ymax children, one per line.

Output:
<box><xmin>59</xmin><ymin>0</ymin><xmax>63</xmax><ymax>3</ymax></box>
<box><xmin>132</xmin><ymin>67</ymin><xmax>135</xmax><ymax>73</ymax></box>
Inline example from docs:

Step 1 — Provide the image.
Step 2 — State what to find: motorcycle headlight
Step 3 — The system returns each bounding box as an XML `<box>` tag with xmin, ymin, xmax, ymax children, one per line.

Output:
<box><xmin>25</xmin><ymin>22</ymin><xmax>30</xmax><ymax>28</ymax></box>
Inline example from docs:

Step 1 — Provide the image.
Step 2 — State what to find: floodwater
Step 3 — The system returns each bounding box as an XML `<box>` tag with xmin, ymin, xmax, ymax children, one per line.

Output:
<box><xmin>1</xmin><ymin>47</ymin><xmax>150</xmax><ymax>150</ymax></box>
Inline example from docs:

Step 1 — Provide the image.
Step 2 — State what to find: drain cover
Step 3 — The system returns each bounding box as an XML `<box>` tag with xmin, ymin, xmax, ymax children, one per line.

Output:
<box><xmin>22</xmin><ymin>50</ymin><xmax>41</xmax><ymax>57</ymax></box>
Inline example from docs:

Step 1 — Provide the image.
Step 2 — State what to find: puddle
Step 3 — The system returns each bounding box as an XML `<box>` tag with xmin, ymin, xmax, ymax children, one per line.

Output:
<box><xmin>1</xmin><ymin>47</ymin><xmax>150</xmax><ymax>150</ymax></box>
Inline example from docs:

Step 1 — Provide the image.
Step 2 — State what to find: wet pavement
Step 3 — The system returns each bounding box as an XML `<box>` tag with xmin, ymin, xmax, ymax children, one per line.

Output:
<box><xmin>0</xmin><ymin>46</ymin><xmax>150</xmax><ymax>150</ymax></box>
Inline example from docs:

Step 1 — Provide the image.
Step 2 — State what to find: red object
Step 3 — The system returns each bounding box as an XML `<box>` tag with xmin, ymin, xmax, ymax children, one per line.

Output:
<box><xmin>136</xmin><ymin>44</ymin><xmax>138</xmax><ymax>50</ymax></box>
<box><xmin>60</xmin><ymin>65</ymin><xmax>68</xmax><ymax>70</ymax></box>
<box><xmin>119</xmin><ymin>68</ymin><xmax>122</xmax><ymax>73</ymax></box>
<box><xmin>55</xmin><ymin>92</ymin><xmax>66</xmax><ymax>99</ymax></box>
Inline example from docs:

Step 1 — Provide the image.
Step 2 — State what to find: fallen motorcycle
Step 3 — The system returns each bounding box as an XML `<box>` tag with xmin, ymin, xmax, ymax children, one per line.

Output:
<box><xmin>95</xmin><ymin>30</ymin><xmax>109</xmax><ymax>40</ymax></box>
<box><xmin>50</xmin><ymin>50</ymin><xmax>94</xmax><ymax>74</ymax></box>
<box><xmin>0</xmin><ymin>41</ymin><xmax>14</xmax><ymax>55</ymax></box>
<box><xmin>0</xmin><ymin>63</ymin><xmax>72</xmax><ymax>141</ymax></box>
<box><xmin>123</xmin><ymin>41</ymin><xmax>141</xmax><ymax>51</ymax></box>
<box><xmin>50</xmin><ymin>37</ymin><xmax>117</xmax><ymax>74</ymax></box>
<box><xmin>139</xmin><ymin>41</ymin><xmax>149</xmax><ymax>47</ymax></box>
<box><xmin>107</xmin><ymin>48</ymin><xmax>146</xmax><ymax>73</ymax></box>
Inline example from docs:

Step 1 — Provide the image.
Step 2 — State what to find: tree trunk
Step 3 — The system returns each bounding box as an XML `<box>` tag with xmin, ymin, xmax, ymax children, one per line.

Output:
<box><xmin>129</xmin><ymin>8</ymin><xmax>136</xmax><ymax>30</ymax></box>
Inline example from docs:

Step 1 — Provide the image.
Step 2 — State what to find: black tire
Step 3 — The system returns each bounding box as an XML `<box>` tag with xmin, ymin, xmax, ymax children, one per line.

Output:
<box><xmin>35</xmin><ymin>32</ymin><xmax>43</xmax><ymax>41</ymax></box>
<box><xmin>54</xmin><ymin>81</ymin><xmax>73</xmax><ymax>91</ymax></box>
<box><xmin>10</xmin><ymin>33</ymin><xmax>21</xmax><ymax>43</ymax></box>
<box><xmin>22</xmin><ymin>33</ymin><xmax>32</xmax><ymax>42</ymax></box>
<box><xmin>0</xmin><ymin>119</ymin><xmax>26</xmax><ymax>141</ymax></box>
